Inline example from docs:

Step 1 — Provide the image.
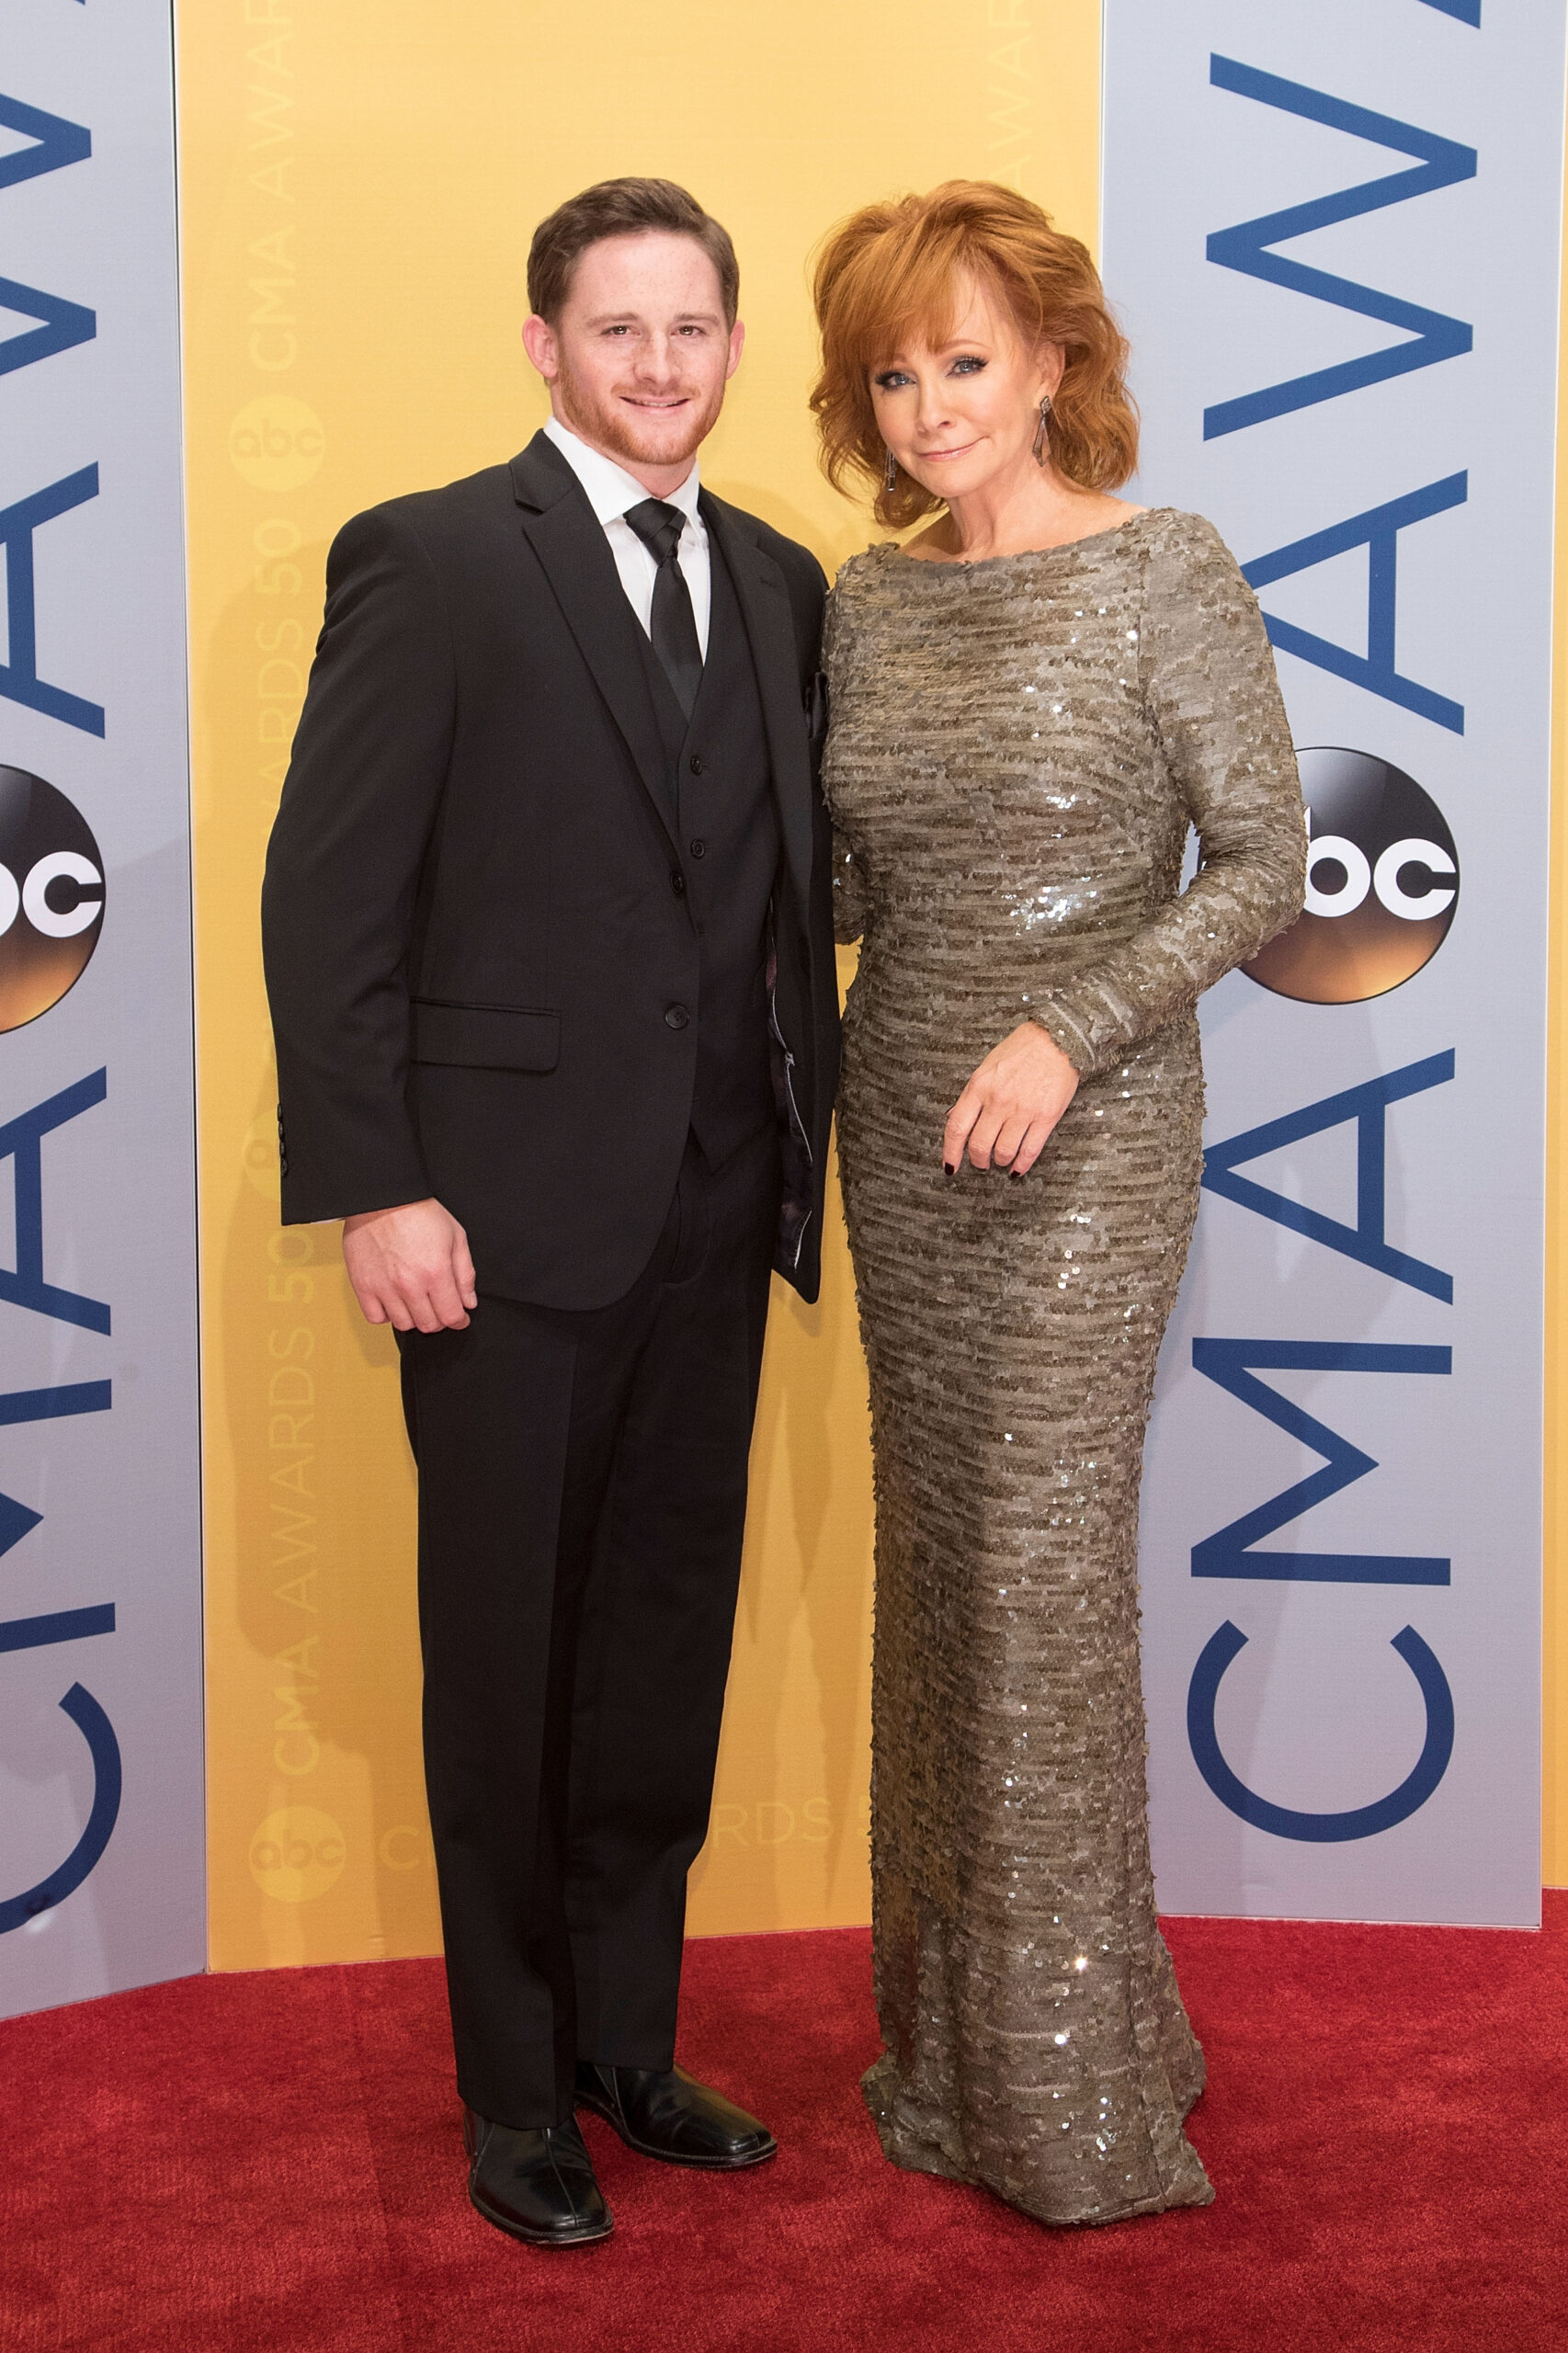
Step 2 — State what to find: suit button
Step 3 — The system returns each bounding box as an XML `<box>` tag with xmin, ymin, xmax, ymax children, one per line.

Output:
<box><xmin>689</xmin><ymin>755</ymin><xmax>705</xmax><ymax>775</ymax></box>
<box><xmin>665</xmin><ymin>1004</ymin><xmax>689</xmax><ymax>1030</ymax></box>
<box><xmin>671</xmin><ymin>870</ymin><xmax>687</xmax><ymax>896</ymax></box>
<box><xmin>689</xmin><ymin>838</ymin><xmax>707</xmax><ymax>858</ymax></box>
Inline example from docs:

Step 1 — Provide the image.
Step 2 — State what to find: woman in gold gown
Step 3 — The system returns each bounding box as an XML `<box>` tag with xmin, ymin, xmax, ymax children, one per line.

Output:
<box><xmin>812</xmin><ymin>183</ymin><xmax>1306</xmax><ymax>2226</ymax></box>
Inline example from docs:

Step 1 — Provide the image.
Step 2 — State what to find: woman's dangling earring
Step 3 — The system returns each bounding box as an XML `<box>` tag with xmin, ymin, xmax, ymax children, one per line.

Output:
<box><xmin>1032</xmin><ymin>393</ymin><xmax>1052</xmax><ymax>465</ymax></box>
<box><xmin>884</xmin><ymin>447</ymin><xmax>898</xmax><ymax>493</ymax></box>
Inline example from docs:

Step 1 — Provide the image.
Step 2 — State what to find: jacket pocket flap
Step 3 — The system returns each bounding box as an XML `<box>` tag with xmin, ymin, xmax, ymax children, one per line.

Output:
<box><xmin>410</xmin><ymin>1001</ymin><xmax>561</xmax><ymax>1072</ymax></box>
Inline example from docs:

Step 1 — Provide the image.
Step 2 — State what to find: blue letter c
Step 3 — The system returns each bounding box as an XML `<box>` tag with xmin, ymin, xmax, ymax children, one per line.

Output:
<box><xmin>0</xmin><ymin>1681</ymin><xmax>121</xmax><ymax>1932</ymax></box>
<box><xmin>1187</xmin><ymin>1620</ymin><xmax>1453</xmax><ymax>1843</ymax></box>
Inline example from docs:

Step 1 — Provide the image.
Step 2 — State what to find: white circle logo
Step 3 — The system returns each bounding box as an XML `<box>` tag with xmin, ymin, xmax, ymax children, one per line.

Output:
<box><xmin>0</xmin><ymin>768</ymin><xmax>106</xmax><ymax>1030</ymax></box>
<box><xmin>1244</xmin><ymin>748</ymin><xmax>1459</xmax><ymax>1005</ymax></box>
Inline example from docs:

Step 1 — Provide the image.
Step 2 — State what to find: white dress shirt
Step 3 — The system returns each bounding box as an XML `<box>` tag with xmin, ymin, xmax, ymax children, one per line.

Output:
<box><xmin>543</xmin><ymin>415</ymin><xmax>710</xmax><ymax>657</ymax></box>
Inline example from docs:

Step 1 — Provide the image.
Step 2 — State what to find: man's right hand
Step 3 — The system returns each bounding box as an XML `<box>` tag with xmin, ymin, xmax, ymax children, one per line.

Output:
<box><xmin>341</xmin><ymin>1198</ymin><xmax>478</xmax><ymax>1333</ymax></box>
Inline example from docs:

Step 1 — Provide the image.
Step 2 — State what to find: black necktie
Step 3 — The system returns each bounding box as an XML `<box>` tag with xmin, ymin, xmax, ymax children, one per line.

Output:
<box><xmin>622</xmin><ymin>498</ymin><xmax>704</xmax><ymax>719</ymax></box>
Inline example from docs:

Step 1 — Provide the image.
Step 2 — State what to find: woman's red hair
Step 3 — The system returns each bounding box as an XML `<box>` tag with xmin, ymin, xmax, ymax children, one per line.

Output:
<box><xmin>811</xmin><ymin>180</ymin><xmax>1138</xmax><ymax>529</ymax></box>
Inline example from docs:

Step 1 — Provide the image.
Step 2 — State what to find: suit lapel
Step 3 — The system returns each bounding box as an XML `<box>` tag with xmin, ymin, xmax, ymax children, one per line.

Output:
<box><xmin>510</xmin><ymin>435</ymin><xmax>678</xmax><ymax>852</ymax></box>
<box><xmin>701</xmin><ymin>493</ymin><xmax>813</xmax><ymax>903</ymax></box>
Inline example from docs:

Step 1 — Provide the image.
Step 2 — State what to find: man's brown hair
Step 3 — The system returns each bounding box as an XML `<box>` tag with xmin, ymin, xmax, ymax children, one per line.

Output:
<box><xmin>528</xmin><ymin>178</ymin><xmax>740</xmax><ymax>325</ymax></box>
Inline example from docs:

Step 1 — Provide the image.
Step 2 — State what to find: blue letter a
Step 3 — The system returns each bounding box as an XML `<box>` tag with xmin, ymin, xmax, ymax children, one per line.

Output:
<box><xmin>0</xmin><ymin>1072</ymin><xmax>111</xmax><ymax>1332</ymax></box>
<box><xmin>1243</xmin><ymin>476</ymin><xmax>1467</xmax><ymax>735</ymax></box>
<box><xmin>1202</xmin><ymin>1051</ymin><xmax>1454</xmax><ymax>1302</ymax></box>
<box><xmin>0</xmin><ymin>471</ymin><xmax>105</xmax><ymax>736</ymax></box>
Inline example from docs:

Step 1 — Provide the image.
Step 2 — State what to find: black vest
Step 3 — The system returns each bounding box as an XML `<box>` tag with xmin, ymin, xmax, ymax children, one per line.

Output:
<box><xmin>634</xmin><ymin>530</ymin><xmax>780</xmax><ymax>1166</ymax></box>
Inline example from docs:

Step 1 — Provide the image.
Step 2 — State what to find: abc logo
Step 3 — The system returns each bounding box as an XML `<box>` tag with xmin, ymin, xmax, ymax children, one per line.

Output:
<box><xmin>249</xmin><ymin>1806</ymin><xmax>347</xmax><ymax>1904</ymax></box>
<box><xmin>1244</xmin><ymin>747</ymin><xmax>1458</xmax><ymax>1006</ymax></box>
<box><xmin>0</xmin><ymin>767</ymin><xmax>106</xmax><ymax>1032</ymax></box>
<box><xmin>228</xmin><ymin>394</ymin><xmax>326</xmax><ymax>491</ymax></box>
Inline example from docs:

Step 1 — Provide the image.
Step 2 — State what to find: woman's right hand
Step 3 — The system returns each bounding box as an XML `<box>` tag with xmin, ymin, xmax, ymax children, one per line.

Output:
<box><xmin>943</xmin><ymin>1021</ymin><xmax>1080</xmax><ymax>1176</ymax></box>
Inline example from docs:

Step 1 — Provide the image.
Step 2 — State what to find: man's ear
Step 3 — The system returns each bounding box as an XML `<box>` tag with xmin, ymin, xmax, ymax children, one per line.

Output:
<box><xmin>522</xmin><ymin>313</ymin><xmax>559</xmax><ymax>381</ymax></box>
<box><xmin>725</xmin><ymin>318</ymin><xmax>746</xmax><ymax>381</ymax></box>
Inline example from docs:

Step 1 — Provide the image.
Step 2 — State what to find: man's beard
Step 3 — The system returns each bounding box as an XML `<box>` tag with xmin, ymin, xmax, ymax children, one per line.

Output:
<box><xmin>556</xmin><ymin>353</ymin><xmax>724</xmax><ymax>472</ymax></box>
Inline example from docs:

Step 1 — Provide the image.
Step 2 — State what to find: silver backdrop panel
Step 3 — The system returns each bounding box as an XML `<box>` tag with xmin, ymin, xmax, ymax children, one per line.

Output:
<box><xmin>0</xmin><ymin>3</ymin><xmax>203</xmax><ymax>2013</ymax></box>
<box><xmin>1102</xmin><ymin>1</ymin><xmax>1562</xmax><ymax>1927</ymax></box>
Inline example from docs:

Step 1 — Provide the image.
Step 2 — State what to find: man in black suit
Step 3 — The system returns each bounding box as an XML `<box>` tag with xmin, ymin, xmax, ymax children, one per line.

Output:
<box><xmin>261</xmin><ymin>179</ymin><xmax>839</xmax><ymax>2248</ymax></box>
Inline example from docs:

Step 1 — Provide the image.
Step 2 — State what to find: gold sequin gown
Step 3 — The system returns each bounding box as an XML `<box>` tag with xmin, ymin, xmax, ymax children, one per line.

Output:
<box><xmin>823</xmin><ymin>510</ymin><xmax>1306</xmax><ymax>2227</ymax></box>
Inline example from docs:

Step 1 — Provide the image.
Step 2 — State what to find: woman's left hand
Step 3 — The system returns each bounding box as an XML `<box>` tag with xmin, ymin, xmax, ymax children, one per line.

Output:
<box><xmin>944</xmin><ymin>1021</ymin><xmax>1080</xmax><ymax>1176</ymax></box>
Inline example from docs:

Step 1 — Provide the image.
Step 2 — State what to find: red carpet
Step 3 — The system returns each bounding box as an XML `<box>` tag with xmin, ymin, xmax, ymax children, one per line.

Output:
<box><xmin>4</xmin><ymin>1902</ymin><xmax>1565</xmax><ymax>2352</ymax></box>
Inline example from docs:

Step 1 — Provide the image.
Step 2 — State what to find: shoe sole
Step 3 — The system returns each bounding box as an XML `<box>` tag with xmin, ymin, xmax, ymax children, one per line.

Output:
<box><xmin>468</xmin><ymin>2181</ymin><xmax>614</xmax><ymax>2248</ymax></box>
<box><xmin>574</xmin><ymin>2090</ymin><xmax>778</xmax><ymax>2171</ymax></box>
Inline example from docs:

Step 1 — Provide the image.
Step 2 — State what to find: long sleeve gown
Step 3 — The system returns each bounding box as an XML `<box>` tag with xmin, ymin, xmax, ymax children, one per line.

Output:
<box><xmin>823</xmin><ymin>508</ymin><xmax>1306</xmax><ymax>2225</ymax></box>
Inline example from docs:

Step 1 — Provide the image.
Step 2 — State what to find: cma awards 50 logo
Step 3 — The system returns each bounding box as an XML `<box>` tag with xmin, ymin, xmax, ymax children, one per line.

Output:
<box><xmin>1244</xmin><ymin>747</ymin><xmax>1457</xmax><ymax>1004</ymax></box>
<box><xmin>0</xmin><ymin>767</ymin><xmax>106</xmax><ymax>1030</ymax></box>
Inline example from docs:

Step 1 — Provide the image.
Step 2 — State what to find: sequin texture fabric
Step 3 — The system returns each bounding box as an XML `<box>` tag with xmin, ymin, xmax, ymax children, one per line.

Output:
<box><xmin>823</xmin><ymin>510</ymin><xmax>1306</xmax><ymax>2226</ymax></box>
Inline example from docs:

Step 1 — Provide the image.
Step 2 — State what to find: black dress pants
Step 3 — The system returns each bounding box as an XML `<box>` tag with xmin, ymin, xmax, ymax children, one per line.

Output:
<box><xmin>397</xmin><ymin>1126</ymin><xmax>781</xmax><ymax>2129</ymax></box>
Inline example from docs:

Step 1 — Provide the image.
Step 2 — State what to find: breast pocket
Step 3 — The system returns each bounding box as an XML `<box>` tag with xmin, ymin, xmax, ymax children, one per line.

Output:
<box><xmin>410</xmin><ymin>1000</ymin><xmax>561</xmax><ymax>1072</ymax></box>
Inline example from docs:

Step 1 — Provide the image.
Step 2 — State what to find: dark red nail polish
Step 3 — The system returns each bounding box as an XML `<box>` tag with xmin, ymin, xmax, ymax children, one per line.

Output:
<box><xmin>943</xmin><ymin>1163</ymin><xmax>956</xmax><ymax>1176</ymax></box>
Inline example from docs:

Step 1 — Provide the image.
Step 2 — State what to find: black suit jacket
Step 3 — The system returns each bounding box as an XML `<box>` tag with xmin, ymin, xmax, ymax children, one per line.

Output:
<box><xmin>261</xmin><ymin>430</ymin><xmax>840</xmax><ymax>1309</ymax></box>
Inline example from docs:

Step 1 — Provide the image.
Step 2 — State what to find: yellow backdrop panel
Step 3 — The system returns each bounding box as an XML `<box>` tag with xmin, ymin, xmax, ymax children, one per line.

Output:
<box><xmin>1544</xmin><ymin>184</ymin><xmax>1568</xmax><ymax>1893</ymax></box>
<box><xmin>180</xmin><ymin>0</ymin><xmax>1104</xmax><ymax>1968</ymax></box>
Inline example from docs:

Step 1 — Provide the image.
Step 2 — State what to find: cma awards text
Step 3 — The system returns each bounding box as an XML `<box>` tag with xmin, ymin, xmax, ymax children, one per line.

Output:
<box><xmin>0</xmin><ymin>83</ymin><xmax>120</xmax><ymax>1933</ymax></box>
<box><xmin>1183</xmin><ymin>39</ymin><xmax>1477</xmax><ymax>1842</ymax></box>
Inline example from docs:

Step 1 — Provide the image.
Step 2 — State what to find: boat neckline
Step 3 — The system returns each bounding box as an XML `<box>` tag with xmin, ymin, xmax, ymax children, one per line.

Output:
<box><xmin>879</xmin><ymin>506</ymin><xmax>1171</xmax><ymax>571</ymax></box>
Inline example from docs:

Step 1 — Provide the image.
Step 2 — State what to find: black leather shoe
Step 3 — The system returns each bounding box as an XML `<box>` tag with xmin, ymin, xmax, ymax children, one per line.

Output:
<box><xmin>462</xmin><ymin>2106</ymin><xmax>613</xmax><ymax>2246</ymax></box>
<box><xmin>574</xmin><ymin>2062</ymin><xmax>777</xmax><ymax>2169</ymax></box>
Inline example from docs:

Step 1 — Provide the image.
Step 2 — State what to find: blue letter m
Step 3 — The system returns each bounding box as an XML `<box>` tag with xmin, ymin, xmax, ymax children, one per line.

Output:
<box><xmin>1191</xmin><ymin>1339</ymin><xmax>1451</xmax><ymax>1586</ymax></box>
<box><xmin>1205</xmin><ymin>57</ymin><xmax>1475</xmax><ymax>440</ymax></box>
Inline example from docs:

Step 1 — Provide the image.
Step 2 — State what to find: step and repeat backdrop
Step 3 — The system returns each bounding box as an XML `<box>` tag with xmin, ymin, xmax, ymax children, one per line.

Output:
<box><xmin>1106</xmin><ymin>0</ymin><xmax>1563</xmax><ymax>1927</ymax></box>
<box><xmin>0</xmin><ymin>0</ymin><xmax>203</xmax><ymax>2021</ymax></box>
<box><xmin>1</xmin><ymin>0</ymin><xmax>1562</xmax><ymax>2018</ymax></box>
<box><xmin>176</xmin><ymin>0</ymin><xmax>1102</xmax><ymax>1977</ymax></box>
